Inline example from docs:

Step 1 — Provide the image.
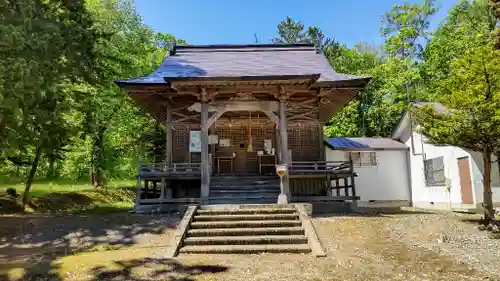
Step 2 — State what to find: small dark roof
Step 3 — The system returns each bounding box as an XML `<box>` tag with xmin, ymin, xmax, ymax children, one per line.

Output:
<box><xmin>324</xmin><ymin>137</ymin><xmax>409</xmax><ymax>151</ymax></box>
<box><xmin>391</xmin><ymin>101</ymin><xmax>447</xmax><ymax>140</ymax></box>
<box><xmin>117</xmin><ymin>43</ymin><xmax>369</xmax><ymax>85</ymax></box>
<box><xmin>411</xmin><ymin>101</ymin><xmax>447</xmax><ymax>113</ymax></box>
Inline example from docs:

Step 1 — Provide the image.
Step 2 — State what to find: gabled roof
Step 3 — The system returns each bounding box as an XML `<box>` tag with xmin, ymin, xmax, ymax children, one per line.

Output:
<box><xmin>391</xmin><ymin>102</ymin><xmax>446</xmax><ymax>140</ymax></box>
<box><xmin>325</xmin><ymin>137</ymin><xmax>409</xmax><ymax>151</ymax></box>
<box><xmin>117</xmin><ymin>43</ymin><xmax>370</xmax><ymax>86</ymax></box>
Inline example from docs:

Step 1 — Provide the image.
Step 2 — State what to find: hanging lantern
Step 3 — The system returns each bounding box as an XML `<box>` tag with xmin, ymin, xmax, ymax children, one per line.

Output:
<box><xmin>247</xmin><ymin>111</ymin><xmax>253</xmax><ymax>152</ymax></box>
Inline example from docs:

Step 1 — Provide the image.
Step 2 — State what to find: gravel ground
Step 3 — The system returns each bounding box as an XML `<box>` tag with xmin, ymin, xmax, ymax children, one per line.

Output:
<box><xmin>388</xmin><ymin>211</ymin><xmax>500</xmax><ymax>277</ymax></box>
<box><xmin>2</xmin><ymin>211</ymin><xmax>500</xmax><ymax>281</ymax></box>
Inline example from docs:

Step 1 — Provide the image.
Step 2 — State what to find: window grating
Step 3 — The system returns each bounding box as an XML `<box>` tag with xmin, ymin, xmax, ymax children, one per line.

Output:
<box><xmin>348</xmin><ymin>152</ymin><xmax>377</xmax><ymax>167</ymax></box>
<box><xmin>424</xmin><ymin>157</ymin><xmax>445</xmax><ymax>186</ymax></box>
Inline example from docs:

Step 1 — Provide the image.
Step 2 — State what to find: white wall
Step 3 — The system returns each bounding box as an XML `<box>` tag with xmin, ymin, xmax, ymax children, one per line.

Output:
<box><xmin>402</xmin><ymin>130</ymin><xmax>469</xmax><ymax>207</ymax></box>
<box><xmin>401</xmin><ymin>130</ymin><xmax>500</xmax><ymax>208</ymax></box>
<box><xmin>469</xmin><ymin>152</ymin><xmax>500</xmax><ymax>205</ymax></box>
<box><xmin>325</xmin><ymin>147</ymin><xmax>411</xmax><ymax>204</ymax></box>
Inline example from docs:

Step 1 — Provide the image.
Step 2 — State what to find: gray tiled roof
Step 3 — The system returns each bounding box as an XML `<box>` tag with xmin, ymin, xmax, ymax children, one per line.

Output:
<box><xmin>325</xmin><ymin>137</ymin><xmax>409</xmax><ymax>151</ymax></box>
<box><xmin>117</xmin><ymin>44</ymin><xmax>369</xmax><ymax>84</ymax></box>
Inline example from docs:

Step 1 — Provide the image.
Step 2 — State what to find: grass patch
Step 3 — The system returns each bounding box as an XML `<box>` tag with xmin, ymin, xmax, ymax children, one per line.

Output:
<box><xmin>0</xmin><ymin>177</ymin><xmax>136</xmax><ymax>215</ymax></box>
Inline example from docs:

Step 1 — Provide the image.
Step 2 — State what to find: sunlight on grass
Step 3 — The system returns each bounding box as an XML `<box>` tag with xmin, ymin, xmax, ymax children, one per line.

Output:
<box><xmin>0</xmin><ymin>176</ymin><xmax>136</xmax><ymax>215</ymax></box>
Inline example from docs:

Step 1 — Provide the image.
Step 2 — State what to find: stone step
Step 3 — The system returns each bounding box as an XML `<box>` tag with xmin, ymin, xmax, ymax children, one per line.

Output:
<box><xmin>211</xmin><ymin>176</ymin><xmax>279</xmax><ymax>180</ymax></box>
<box><xmin>211</xmin><ymin>179</ymin><xmax>279</xmax><ymax>182</ymax></box>
<box><xmin>211</xmin><ymin>180</ymin><xmax>279</xmax><ymax>185</ymax></box>
<box><xmin>183</xmin><ymin>235</ymin><xmax>308</xmax><ymax>246</ymax></box>
<box><xmin>179</xmin><ymin>244</ymin><xmax>311</xmax><ymax>254</ymax></box>
<box><xmin>190</xmin><ymin>220</ymin><xmax>302</xmax><ymax>229</ymax></box>
<box><xmin>208</xmin><ymin>198</ymin><xmax>278</xmax><ymax>205</ymax></box>
<box><xmin>193</xmin><ymin>213</ymin><xmax>299</xmax><ymax>222</ymax></box>
<box><xmin>209</xmin><ymin>189</ymin><xmax>279</xmax><ymax>195</ymax></box>
<box><xmin>187</xmin><ymin>226</ymin><xmax>305</xmax><ymax>237</ymax></box>
<box><xmin>211</xmin><ymin>183</ymin><xmax>279</xmax><ymax>187</ymax></box>
<box><xmin>196</xmin><ymin>207</ymin><xmax>297</xmax><ymax>216</ymax></box>
<box><xmin>208</xmin><ymin>194</ymin><xmax>278</xmax><ymax>200</ymax></box>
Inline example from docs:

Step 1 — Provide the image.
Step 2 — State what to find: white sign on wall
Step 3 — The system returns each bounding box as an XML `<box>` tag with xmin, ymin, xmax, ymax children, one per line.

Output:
<box><xmin>209</xmin><ymin>134</ymin><xmax>219</xmax><ymax>144</ymax></box>
<box><xmin>189</xmin><ymin>131</ymin><xmax>201</xmax><ymax>152</ymax></box>
<box><xmin>219</xmin><ymin>138</ymin><xmax>231</xmax><ymax>147</ymax></box>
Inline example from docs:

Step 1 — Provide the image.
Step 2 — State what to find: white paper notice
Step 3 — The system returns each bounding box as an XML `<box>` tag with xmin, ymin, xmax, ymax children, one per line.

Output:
<box><xmin>189</xmin><ymin>131</ymin><xmax>201</xmax><ymax>152</ymax></box>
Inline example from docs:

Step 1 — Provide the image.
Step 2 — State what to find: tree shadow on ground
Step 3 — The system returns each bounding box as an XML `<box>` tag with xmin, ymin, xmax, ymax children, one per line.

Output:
<box><xmin>31</xmin><ymin>192</ymin><xmax>96</xmax><ymax>213</ymax></box>
<box><xmin>0</xmin><ymin>197</ymin><xmax>24</xmax><ymax>214</ymax></box>
<box><xmin>0</xmin><ymin>213</ymin><xmax>180</xmax><ymax>281</ymax></box>
<box><xmin>460</xmin><ymin>217</ymin><xmax>500</xmax><ymax>239</ymax></box>
<box><xmin>312</xmin><ymin>208</ymin><xmax>437</xmax><ymax>218</ymax></box>
<box><xmin>0</xmin><ymin>185</ymin><xmax>136</xmax><ymax>215</ymax></box>
<box><xmin>89</xmin><ymin>258</ymin><xmax>228</xmax><ymax>281</ymax></box>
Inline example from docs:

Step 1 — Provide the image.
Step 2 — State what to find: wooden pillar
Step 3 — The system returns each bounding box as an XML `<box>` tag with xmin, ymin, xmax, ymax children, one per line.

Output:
<box><xmin>279</xmin><ymin>101</ymin><xmax>289</xmax><ymax>164</ymax></box>
<box><xmin>165</xmin><ymin>103</ymin><xmax>173</xmax><ymax>167</ymax></box>
<box><xmin>275</xmin><ymin>126</ymin><xmax>281</xmax><ymax>162</ymax></box>
<box><xmin>164</xmin><ymin>103</ymin><xmax>172</xmax><ymax>199</ymax></box>
<box><xmin>134</xmin><ymin>145</ymin><xmax>143</xmax><ymax>212</ymax></box>
<box><xmin>200</xmin><ymin>100</ymin><xmax>210</xmax><ymax>201</ymax></box>
<box><xmin>278</xmin><ymin>99</ymin><xmax>290</xmax><ymax>203</ymax></box>
<box><xmin>160</xmin><ymin>177</ymin><xmax>166</xmax><ymax>199</ymax></box>
<box><xmin>318</xmin><ymin>122</ymin><xmax>325</xmax><ymax>161</ymax></box>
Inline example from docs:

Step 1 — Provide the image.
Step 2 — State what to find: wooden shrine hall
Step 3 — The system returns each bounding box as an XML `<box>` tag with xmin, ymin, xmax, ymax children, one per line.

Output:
<box><xmin>116</xmin><ymin>43</ymin><xmax>371</xmax><ymax>211</ymax></box>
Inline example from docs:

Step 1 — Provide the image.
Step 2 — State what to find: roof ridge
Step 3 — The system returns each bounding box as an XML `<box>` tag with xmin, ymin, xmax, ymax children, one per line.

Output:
<box><xmin>176</xmin><ymin>47</ymin><xmax>317</xmax><ymax>53</ymax></box>
<box><xmin>176</xmin><ymin>43</ymin><xmax>315</xmax><ymax>50</ymax></box>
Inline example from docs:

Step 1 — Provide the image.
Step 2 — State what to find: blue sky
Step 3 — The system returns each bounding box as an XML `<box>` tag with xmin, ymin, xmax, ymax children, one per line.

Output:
<box><xmin>135</xmin><ymin>0</ymin><xmax>457</xmax><ymax>47</ymax></box>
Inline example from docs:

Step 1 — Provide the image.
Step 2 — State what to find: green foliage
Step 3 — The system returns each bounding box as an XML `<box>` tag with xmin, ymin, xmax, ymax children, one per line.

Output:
<box><xmin>0</xmin><ymin>0</ymin><xmax>183</xmax><ymax>202</ymax></box>
<box><xmin>272</xmin><ymin>16</ymin><xmax>337</xmax><ymax>47</ymax></box>
<box><xmin>321</xmin><ymin>0</ymin><xmax>436</xmax><ymax>138</ymax></box>
<box><xmin>381</xmin><ymin>0</ymin><xmax>437</xmax><ymax>59</ymax></box>
<box><xmin>415</xmin><ymin>45</ymin><xmax>500</xmax><ymax>150</ymax></box>
<box><xmin>414</xmin><ymin>0</ymin><xmax>500</xmax><ymax>221</ymax></box>
<box><xmin>489</xmin><ymin>0</ymin><xmax>500</xmax><ymax>48</ymax></box>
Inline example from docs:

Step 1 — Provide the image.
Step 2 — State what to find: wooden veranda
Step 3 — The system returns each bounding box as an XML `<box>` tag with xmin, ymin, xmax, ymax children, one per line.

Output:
<box><xmin>116</xmin><ymin>43</ymin><xmax>370</xmax><ymax>211</ymax></box>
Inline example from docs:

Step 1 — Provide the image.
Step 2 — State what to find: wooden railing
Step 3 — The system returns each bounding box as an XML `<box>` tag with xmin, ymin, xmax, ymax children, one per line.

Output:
<box><xmin>141</xmin><ymin>162</ymin><xmax>202</xmax><ymax>175</ymax></box>
<box><xmin>288</xmin><ymin>160</ymin><xmax>353</xmax><ymax>173</ymax></box>
<box><xmin>288</xmin><ymin>160</ymin><xmax>358</xmax><ymax>201</ymax></box>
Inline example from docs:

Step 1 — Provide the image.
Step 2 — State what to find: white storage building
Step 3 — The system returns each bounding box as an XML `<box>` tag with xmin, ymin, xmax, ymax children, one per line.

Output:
<box><xmin>324</xmin><ymin>137</ymin><xmax>412</xmax><ymax>208</ymax></box>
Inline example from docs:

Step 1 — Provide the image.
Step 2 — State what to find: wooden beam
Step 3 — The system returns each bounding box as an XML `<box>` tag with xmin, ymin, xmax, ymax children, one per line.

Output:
<box><xmin>263</xmin><ymin>110</ymin><xmax>279</xmax><ymax>129</ymax></box>
<box><xmin>172</xmin><ymin>113</ymin><xmax>200</xmax><ymax>123</ymax></box>
<box><xmin>172</xmin><ymin>111</ymin><xmax>189</xmax><ymax>118</ymax></box>
<box><xmin>189</xmin><ymin>101</ymin><xmax>279</xmax><ymax>112</ymax></box>
<box><xmin>206</xmin><ymin>109</ymin><xmax>226</xmax><ymax>128</ymax></box>
<box><xmin>171</xmin><ymin>104</ymin><xmax>191</xmax><ymax>112</ymax></box>
<box><xmin>288</xmin><ymin>99</ymin><xmax>316</xmax><ymax>110</ymax></box>
<box><xmin>288</xmin><ymin>111</ymin><xmax>317</xmax><ymax>121</ymax></box>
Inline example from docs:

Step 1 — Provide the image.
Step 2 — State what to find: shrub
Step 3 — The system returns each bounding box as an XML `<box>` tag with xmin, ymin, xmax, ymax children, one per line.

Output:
<box><xmin>6</xmin><ymin>188</ymin><xmax>18</xmax><ymax>198</ymax></box>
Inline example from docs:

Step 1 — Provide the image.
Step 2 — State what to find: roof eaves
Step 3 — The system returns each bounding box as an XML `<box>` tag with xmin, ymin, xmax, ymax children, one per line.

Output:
<box><xmin>313</xmin><ymin>76</ymin><xmax>372</xmax><ymax>87</ymax></box>
<box><xmin>163</xmin><ymin>74</ymin><xmax>321</xmax><ymax>83</ymax></box>
<box><xmin>176</xmin><ymin>43</ymin><xmax>315</xmax><ymax>51</ymax></box>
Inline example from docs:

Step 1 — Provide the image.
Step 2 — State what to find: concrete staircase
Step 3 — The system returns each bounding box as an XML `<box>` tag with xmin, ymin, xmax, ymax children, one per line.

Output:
<box><xmin>208</xmin><ymin>176</ymin><xmax>280</xmax><ymax>204</ymax></box>
<box><xmin>177</xmin><ymin>205</ymin><xmax>311</xmax><ymax>254</ymax></box>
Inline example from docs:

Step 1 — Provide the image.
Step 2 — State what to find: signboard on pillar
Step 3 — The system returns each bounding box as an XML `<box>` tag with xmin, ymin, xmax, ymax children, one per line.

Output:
<box><xmin>276</xmin><ymin>164</ymin><xmax>288</xmax><ymax>178</ymax></box>
<box><xmin>189</xmin><ymin>131</ymin><xmax>201</xmax><ymax>152</ymax></box>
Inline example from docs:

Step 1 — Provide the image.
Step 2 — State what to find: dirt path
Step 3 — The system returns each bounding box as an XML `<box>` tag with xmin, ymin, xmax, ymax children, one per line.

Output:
<box><xmin>1</xmin><ymin>212</ymin><xmax>499</xmax><ymax>281</ymax></box>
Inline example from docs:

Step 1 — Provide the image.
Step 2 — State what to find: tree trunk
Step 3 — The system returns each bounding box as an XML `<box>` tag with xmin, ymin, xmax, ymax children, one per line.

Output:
<box><xmin>91</xmin><ymin>129</ymin><xmax>105</xmax><ymax>188</ymax></box>
<box><xmin>48</xmin><ymin>153</ymin><xmax>55</xmax><ymax>179</ymax></box>
<box><xmin>482</xmin><ymin>146</ymin><xmax>495</xmax><ymax>224</ymax></box>
<box><xmin>0</xmin><ymin>116</ymin><xmax>7</xmax><ymax>145</ymax></box>
<box><xmin>22</xmin><ymin>144</ymin><xmax>42</xmax><ymax>209</ymax></box>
